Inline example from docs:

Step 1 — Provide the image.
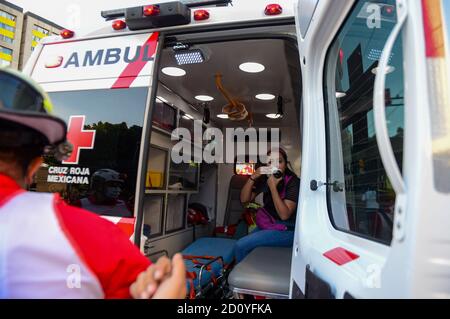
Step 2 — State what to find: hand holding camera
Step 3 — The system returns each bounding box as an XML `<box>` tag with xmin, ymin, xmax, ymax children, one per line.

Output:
<box><xmin>251</xmin><ymin>166</ymin><xmax>283</xmax><ymax>182</ymax></box>
<box><xmin>259</xmin><ymin>166</ymin><xmax>283</xmax><ymax>179</ymax></box>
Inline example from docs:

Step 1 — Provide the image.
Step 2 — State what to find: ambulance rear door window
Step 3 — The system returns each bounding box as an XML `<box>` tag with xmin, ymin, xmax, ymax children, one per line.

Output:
<box><xmin>323</xmin><ymin>0</ymin><xmax>405</xmax><ymax>245</ymax></box>
<box><xmin>31</xmin><ymin>88</ymin><xmax>149</xmax><ymax>218</ymax></box>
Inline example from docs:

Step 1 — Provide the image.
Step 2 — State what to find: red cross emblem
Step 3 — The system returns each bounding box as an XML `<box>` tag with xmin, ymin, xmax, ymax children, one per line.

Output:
<box><xmin>63</xmin><ymin>116</ymin><xmax>96</xmax><ymax>165</ymax></box>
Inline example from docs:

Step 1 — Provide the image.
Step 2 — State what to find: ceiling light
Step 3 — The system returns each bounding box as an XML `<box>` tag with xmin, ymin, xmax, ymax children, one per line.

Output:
<box><xmin>175</xmin><ymin>49</ymin><xmax>205</xmax><ymax>65</ymax></box>
<box><xmin>162</xmin><ymin>67</ymin><xmax>186</xmax><ymax>77</ymax></box>
<box><xmin>371</xmin><ymin>65</ymin><xmax>396</xmax><ymax>75</ymax></box>
<box><xmin>182</xmin><ymin>113</ymin><xmax>194</xmax><ymax>120</ymax></box>
<box><xmin>239</xmin><ymin>62</ymin><xmax>265</xmax><ymax>73</ymax></box>
<box><xmin>157</xmin><ymin>96</ymin><xmax>169</xmax><ymax>103</ymax></box>
<box><xmin>217</xmin><ymin>114</ymin><xmax>229</xmax><ymax>119</ymax></box>
<box><xmin>266</xmin><ymin>113</ymin><xmax>282</xmax><ymax>119</ymax></box>
<box><xmin>368</xmin><ymin>48</ymin><xmax>394</xmax><ymax>61</ymax></box>
<box><xmin>336</xmin><ymin>92</ymin><xmax>347</xmax><ymax>98</ymax></box>
<box><xmin>195</xmin><ymin>95</ymin><xmax>214</xmax><ymax>102</ymax></box>
<box><xmin>256</xmin><ymin>94</ymin><xmax>276</xmax><ymax>101</ymax></box>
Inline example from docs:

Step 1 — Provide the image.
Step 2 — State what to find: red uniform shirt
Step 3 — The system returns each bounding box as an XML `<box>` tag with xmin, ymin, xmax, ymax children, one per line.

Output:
<box><xmin>0</xmin><ymin>174</ymin><xmax>151</xmax><ymax>299</ymax></box>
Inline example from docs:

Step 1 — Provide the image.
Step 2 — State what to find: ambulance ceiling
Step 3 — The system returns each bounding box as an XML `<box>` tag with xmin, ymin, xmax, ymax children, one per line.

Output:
<box><xmin>158</xmin><ymin>38</ymin><xmax>301</xmax><ymax>129</ymax></box>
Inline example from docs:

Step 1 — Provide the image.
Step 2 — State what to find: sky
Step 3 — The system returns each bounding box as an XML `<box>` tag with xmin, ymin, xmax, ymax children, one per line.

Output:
<box><xmin>9</xmin><ymin>0</ymin><xmax>286</xmax><ymax>35</ymax></box>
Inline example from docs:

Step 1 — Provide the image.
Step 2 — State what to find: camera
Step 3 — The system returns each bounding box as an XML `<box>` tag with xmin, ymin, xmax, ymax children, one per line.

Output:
<box><xmin>272</xmin><ymin>168</ymin><xmax>283</xmax><ymax>179</ymax></box>
<box><xmin>260</xmin><ymin>166</ymin><xmax>283</xmax><ymax>179</ymax></box>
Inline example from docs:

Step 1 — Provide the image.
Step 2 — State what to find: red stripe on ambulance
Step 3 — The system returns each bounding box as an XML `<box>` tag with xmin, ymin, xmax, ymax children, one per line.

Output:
<box><xmin>111</xmin><ymin>32</ymin><xmax>159</xmax><ymax>89</ymax></box>
<box><xmin>102</xmin><ymin>216</ymin><xmax>136</xmax><ymax>239</ymax></box>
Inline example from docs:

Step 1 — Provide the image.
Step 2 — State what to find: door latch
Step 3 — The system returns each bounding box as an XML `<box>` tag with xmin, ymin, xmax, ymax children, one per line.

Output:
<box><xmin>310</xmin><ymin>180</ymin><xmax>344</xmax><ymax>192</ymax></box>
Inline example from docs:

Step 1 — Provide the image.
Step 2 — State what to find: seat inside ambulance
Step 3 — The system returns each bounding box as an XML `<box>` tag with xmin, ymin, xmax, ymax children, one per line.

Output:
<box><xmin>143</xmin><ymin>30</ymin><xmax>301</xmax><ymax>298</ymax></box>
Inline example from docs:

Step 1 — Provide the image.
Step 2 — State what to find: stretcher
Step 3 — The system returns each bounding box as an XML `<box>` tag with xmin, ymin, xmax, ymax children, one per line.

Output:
<box><xmin>182</xmin><ymin>175</ymin><xmax>251</xmax><ymax>298</ymax></box>
<box><xmin>183</xmin><ymin>237</ymin><xmax>236</xmax><ymax>299</ymax></box>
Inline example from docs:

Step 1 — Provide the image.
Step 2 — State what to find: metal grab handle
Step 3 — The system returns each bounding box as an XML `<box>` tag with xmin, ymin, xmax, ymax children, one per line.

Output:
<box><xmin>373</xmin><ymin>0</ymin><xmax>408</xmax><ymax>195</ymax></box>
<box><xmin>197</xmin><ymin>256</ymin><xmax>224</xmax><ymax>294</ymax></box>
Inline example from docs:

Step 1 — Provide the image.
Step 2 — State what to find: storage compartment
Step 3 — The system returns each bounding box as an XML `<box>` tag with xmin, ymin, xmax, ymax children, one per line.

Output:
<box><xmin>169</xmin><ymin>161</ymin><xmax>199</xmax><ymax>190</ymax></box>
<box><xmin>166</xmin><ymin>194</ymin><xmax>187</xmax><ymax>233</ymax></box>
<box><xmin>143</xmin><ymin>195</ymin><xmax>165</xmax><ymax>238</ymax></box>
<box><xmin>146</xmin><ymin>145</ymin><xmax>168</xmax><ymax>189</ymax></box>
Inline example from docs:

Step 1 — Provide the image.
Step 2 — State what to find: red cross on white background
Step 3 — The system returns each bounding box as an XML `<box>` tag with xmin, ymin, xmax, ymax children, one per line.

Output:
<box><xmin>62</xmin><ymin>115</ymin><xmax>96</xmax><ymax>165</ymax></box>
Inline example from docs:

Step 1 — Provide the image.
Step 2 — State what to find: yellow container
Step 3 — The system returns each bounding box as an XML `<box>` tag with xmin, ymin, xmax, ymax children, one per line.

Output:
<box><xmin>146</xmin><ymin>171</ymin><xmax>163</xmax><ymax>188</ymax></box>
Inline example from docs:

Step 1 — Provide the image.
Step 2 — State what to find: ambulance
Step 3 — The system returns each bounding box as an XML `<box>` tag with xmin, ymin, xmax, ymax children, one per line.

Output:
<box><xmin>23</xmin><ymin>0</ymin><xmax>450</xmax><ymax>299</ymax></box>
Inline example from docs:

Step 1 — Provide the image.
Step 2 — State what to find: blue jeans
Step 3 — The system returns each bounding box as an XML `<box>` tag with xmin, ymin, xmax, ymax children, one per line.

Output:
<box><xmin>234</xmin><ymin>226</ymin><xmax>294</xmax><ymax>263</ymax></box>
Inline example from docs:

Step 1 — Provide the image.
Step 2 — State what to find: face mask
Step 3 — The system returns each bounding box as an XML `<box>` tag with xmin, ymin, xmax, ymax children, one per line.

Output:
<box><xmin>105</xmin><ymin>186</ymin><xmax>121</xmax><ymax>200</ymax></box>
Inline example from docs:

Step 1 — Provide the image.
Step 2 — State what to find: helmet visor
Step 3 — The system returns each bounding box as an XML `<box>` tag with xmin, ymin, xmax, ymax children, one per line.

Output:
<box><xmin>0</xmin><ymin>69</ymin><xmax>67</xmax><ymax>145</ymax></box>
<box><xmin>0</xmin><ymin>70</ymin><xmax>46</xmax><ymax>113</ymax></box>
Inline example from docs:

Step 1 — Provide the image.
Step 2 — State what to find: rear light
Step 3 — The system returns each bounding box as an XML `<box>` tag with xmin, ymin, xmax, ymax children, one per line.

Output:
<box><xmin>60</xmin><ymin>29</ymin><xmax>74</xmax><ymax>39</ymax></box>
<box><xmin>382</xmin><ymin>5</ymin><xmax>395</xmax><ymax>16</ymax></box>
<box><xmin>422</xmin><ymin>0</ymin><xmax>445</xmax><ymax>58</ymax></box>
<box><xmin>265</xmin><ymin>4</ymin><xmax>282</xmax><ymax>16</ymax></box>
<box><xmin>194</xmin><ymin>10</ymin><xmax>210</xmax><ymax>21</ymax></box>
<box><xmin>143</xmin><ymin>5</ymin><xmax>160</xmax><ymax>16</ymax></box>
<box><xmin>421</xmin><ymin>0</ymin><xmax>450</xmax><ymax>180</ymax></box>
<box><xmin>112</xmin><ymin>19</ymin><xmax>127</xmax><ymax>30</ymax></box>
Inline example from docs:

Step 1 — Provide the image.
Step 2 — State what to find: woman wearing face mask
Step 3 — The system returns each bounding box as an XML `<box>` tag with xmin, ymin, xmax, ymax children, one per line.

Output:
<box><xmin>236</xmin><ymin>148</ymin><xmax>300</xmax><ymax>263</ymax></box>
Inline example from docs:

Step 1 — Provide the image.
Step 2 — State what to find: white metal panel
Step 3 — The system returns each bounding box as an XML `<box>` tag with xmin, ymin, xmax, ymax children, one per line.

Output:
<box><xmin>82</xmin><ymin>0</ymin><xmax>295</xmax><ymax>39</ymax></box>
<box><xmin>31</xmin><ymin>33</ymin><xmax>156</xmax><ymax>89</ymax></box>
<box><xmin>297</xmin><ymin>0</ymin><xmax>319</xmax><ymax>39</ymax></box>
<box><xmin>406</xmin><ymin>0</ymin><xmax>450</xmax><ymax>298</ymax></box>
<box><xmin>292</xmin><ymin>0</ymin><xmax>450</xmax><ymax>299</ymax></box>
<box><xmin>39</xmin><ymin>76</ymin><xmax>152</xmax><ymax>93</ymax></box>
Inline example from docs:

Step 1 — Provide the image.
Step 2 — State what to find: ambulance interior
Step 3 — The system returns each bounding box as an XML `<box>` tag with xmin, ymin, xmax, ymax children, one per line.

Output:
<box><xmin>143</xmin><ymin>29</ymin><xmax>302</xmax><ymax>298</ymax></box>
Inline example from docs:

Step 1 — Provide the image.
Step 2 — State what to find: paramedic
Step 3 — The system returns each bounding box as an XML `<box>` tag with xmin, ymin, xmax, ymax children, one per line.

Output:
<box><xmin>79</xmin><ymin>168</ymin><xmax>132</xmax><ymax>217</ymax></box>
<box><xmin>0</xmin><ymin>67</ymin><xmax>186</xmax><ymax>299</ymax></box>
<box><xmin>236</xmin><ymin>148</ymin><xmax>300</xmax><ymax>263</ymax></box>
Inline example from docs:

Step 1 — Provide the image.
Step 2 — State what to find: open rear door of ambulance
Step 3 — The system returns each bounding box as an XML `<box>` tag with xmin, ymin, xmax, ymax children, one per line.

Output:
<box><xmin>290</xmin><ymin>0</ymin><xmax>450</xmax><ymax>299</ymax></box>
<box><xmin>28</xmin><ymin>32</ymin><xmax>162</xmax><ymax>248</ymax></box>
<box><xmin>405</xmin><ymin>0</ymin><xmax>450</xmax><ymax>298</ymax></box>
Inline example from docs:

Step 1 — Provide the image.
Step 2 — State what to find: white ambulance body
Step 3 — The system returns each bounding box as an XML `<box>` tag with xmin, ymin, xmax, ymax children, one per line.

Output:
<box><xmin>24</xmin><ymin>0</ymin><xmax>450</xmax><ymax>299</ymax></box>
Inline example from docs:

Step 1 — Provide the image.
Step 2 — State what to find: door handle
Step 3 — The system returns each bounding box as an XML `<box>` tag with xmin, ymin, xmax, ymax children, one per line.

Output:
<box><xmin>373</xmin><ymin>0</ymin><xmax>408</xmax><ymax>241</ymax></box>
<box><xmin>373</xmin><ymin>0</ymin><xmax>408</xmax><ymax>195</ymax></box>
<box><xmin>310</xmin><ymin>180</ymin><xmax>344</xmax><ymax>192</ymax></box>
